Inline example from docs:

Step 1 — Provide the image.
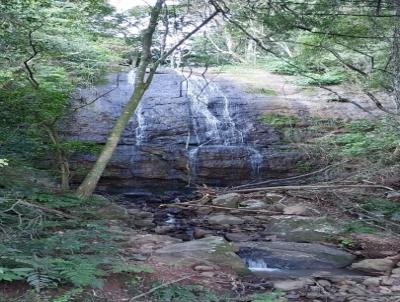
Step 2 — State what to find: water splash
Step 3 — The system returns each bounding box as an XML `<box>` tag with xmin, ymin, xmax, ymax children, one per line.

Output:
<box><xmin>243</xmin><ymin>257</ymin><xmax>281</xmax><ymax>272</ymax></box>
<box><xmin>135</xmin><ymin>101</ymin><xmax>145</xmax><ymax>146</ymax></box>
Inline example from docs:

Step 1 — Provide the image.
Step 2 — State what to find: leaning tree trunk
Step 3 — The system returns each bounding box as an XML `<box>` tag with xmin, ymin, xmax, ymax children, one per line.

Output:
<box><xmin>76</xmin><ymin>1</ymin><xmax>220</xmax><ymax>199</ymax></box>
<box><xmin>392</xmin><ymin>0</ymin><xmax>400</xmax><ymax>112</ymax></box>
<box><xmin>76</xmin><ymin>0</ymin><xmax>164</xmax><ymax>199</ymax></box>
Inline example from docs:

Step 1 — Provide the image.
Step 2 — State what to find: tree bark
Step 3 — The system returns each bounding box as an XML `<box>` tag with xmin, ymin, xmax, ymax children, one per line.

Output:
<box><xmin>76</xmin><ymin>0</ymin><xmax>165</xmax><ymax>199</ymax></box>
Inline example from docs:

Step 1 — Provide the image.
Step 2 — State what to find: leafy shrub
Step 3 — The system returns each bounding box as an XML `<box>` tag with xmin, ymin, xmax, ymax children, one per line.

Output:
<box><xmin>250</xmin><ymin>291</ymin><xmax>286</xmax><ymax>302</ymax></box>
<box><xmin>151</xmin><ymin>283</ymin><xmax>219</xmax><ymax>302</ymax></box>
<box><xmin>294</xmin><ymin>71</ymin><xmax>346</xmax><ymax>86</ymax></box>
<box><xmin>259</xmin><ymin>114</ymin><xmax>299</xmax><ymax>127</ymax></box>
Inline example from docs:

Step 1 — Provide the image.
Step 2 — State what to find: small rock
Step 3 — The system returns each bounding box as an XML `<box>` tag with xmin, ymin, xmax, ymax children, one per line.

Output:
<box><xmin>273</xmin><ymin>280</ymin><xmax>307</xmax><ymax>291</ymax></box>
<box><xmin>392</xmin><ymin>285</ymin><xmax>400</xmax><ymax>291</ymax></box>
<box><xmin>225</xmin><ymin>232</ymin><xmax>251</xmax><ymax>242</ymax></box>
<box><xmin>193</xmin><ymin>228</ymin><xmax>212</xmax><ymax>239</ymax></box>
<box><xmin>208</xmin><ymin>214</ymin><xmax>244</xmax><ymax>225</ymax></box>
<box><xmin>212</xmin><ymin>193</ymin><xmax>241</xmax><ymax>208</ymax></box>
<box><xmin>351</xmin><ymin>258</ymin><xmax>394</xmax><ymax>275</ymax></box>
<box><xmin>392</xmin><ymin>267</ymin><xmax>400</xmax><ymax>275</ymax></box>
<box><xmin>239</xmin><ymin>199</ymin><xmax>269</xmax><ymax>209</ymax></box>
<box><xmin>381</xmin><ymin>276</ymin><xmax>394</xmax><ymax>286</ymax></box>
<box><xmin>317</xmin><ymin>279</ymin><xmax>331</xmax><ymax>288</ymax></box>
<box><xmin>386</xmin><ymin>191</ymin><xmax>400</xmax><ymax>202</ymax></box>
<box><xmin>265</xmin><ymin>193</ymin><xmax>284</xmax><ymax>202</ymax></box>
<box><xmin>155</xmin><ymin>225</ymin><xmax>174</xmax><ymax>234</ymax></box>
<box><xmin>196</xmin><ymin>207</ymin><xmax>213</xmax><ymax>215</ymax></box>
<box><xmin>127</xmin><ymin>208</ymin><xmax>153</xmax><ymax>218</ymax></box>
<box><xmin>379</xmin><ymin>286</ymin><xmax>392</xmax><ymax>294</ymax></box>
<box><xmin>194</xmin><ymin>265</ymin><xmax>215</xmax><ymax>272</ymax></box>
<box><xmin>200</xmin><ymin>271</ymin><xmax>215</xmax><ymax>278</ymax></box>
<box><xmin>283</xmin><ymin>205</ymin><xmax>310</xmax><ymax>216</ymax></box>
<box><xmin>132</xmin><ymin>218</ymin><xmax>155</xmax><ymax>228</ymax></box>
<box><xmin>363</xmin><ymin>277</ymin><xmax>381</xmax><ymax>286</ymax></box>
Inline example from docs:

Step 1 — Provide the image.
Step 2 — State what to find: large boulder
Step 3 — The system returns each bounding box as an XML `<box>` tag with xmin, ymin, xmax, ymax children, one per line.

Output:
<box><xmin>152</xmin><ymin>236</ymin><xmax>249</xmax><ymax>274</ymax></box>
<box><xmin>261</xmin><ymin>215</ymin><xmax>345</xmax><ymax>242</ymax></box>
<box><xmin>237</xmin><ymin>241</ymin><xmax>355</xmax><ymax>270</ymax></box>
<box><xmin>212</xmin><ymin>193</ymin><xmax>242</xmax><ymax>208</ymax></box>
<box><xmin>351</xmin><ymin>258</ymin><xmax>395</xmax><ymax>275</ymax></box>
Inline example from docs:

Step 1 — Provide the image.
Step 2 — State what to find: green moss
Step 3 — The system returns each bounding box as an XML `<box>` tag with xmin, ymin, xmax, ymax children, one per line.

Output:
<box><xmin>259</xmin><ymin>113</ymin><xmax>300</xmax><ymax>127</ymax></box>
<box><xmin>246</xmin><ymin>87</ymin><xmax>277</xmax><ymax>96</ymax></box>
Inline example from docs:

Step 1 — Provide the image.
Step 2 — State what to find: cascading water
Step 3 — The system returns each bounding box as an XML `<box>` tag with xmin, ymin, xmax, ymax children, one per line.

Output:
<box><xmin>183</xmin><ymin>73</ymin><xmax>263</xmax><ymax>181</ymax></box>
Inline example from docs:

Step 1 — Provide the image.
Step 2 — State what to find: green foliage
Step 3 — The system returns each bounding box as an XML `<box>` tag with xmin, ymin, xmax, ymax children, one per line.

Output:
<box><xmin>343</xmin><ymin>221</ymin><xmax>377</xmax><ymax>234</ymax></box>
<box><xmin>259</xmin><ymin>113</ymin><xmax>300</xmax><ymax>128</ymax></box>
<box><xmin>294</xmin><ymin>71</ymin><xmax>346</xmax><ymax>86</ymax></box>
<box><xmin>319</xmin><ymin>118</ymin><xmax>400</xmax><ymax>158</ymax></box>
<box><xmin>112</xmin><ymin>263</ymin><xmax>154</xmax><ymax>274</ymax></box>
<box><xmin>264</xmin><ymin>57</ymin><xmax>302</xmax><ymax>75</ymax></box>
<box><xmin>150</xmin><ymin>283</ymin><xmax>219</xmax><ymax>302</ymax></box>
<box><xmin>246</xmin><ymin>87</ymin><xmax>277</xmax><ymax>96</ymax></box>
<box><xmin>53</xmin><ymin>288</ymin><xmax>84</xmax><ymax>302</ymax></box>
<box><xmin>362</xmin><ymin>198</ymin><xmax>400</xmax><ymax>222</ymax></box>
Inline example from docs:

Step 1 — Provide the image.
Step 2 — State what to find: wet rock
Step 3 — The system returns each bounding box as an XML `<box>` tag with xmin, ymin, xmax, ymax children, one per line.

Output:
<box><xmin>152</xmin><ymin>236</ymin><xmax>249</xmax><ymax>274</ymax></box>
<box><xmin>212</xmin><ymin>193</ymin><xmax>241</xmax><ymax>208</ymax></box>
<box><xmin>237</xmin><ymin>241</ymin><xmax>355</xmax><ymax>269</ymax></box>
<box><xmin>95</xmin><ymin>203</ymin><xmax>129</xmax><ymax>220</ymax></box>
<box><xmin>127</xmin><ymin>208</ymin><xmax>154</xmax><ymax>218</ymax></box>
<box><xmin>283</xmin><ymin>205</ymin><xmax>310</xmax><ymax>216</ymax></box>
<box><xmin>208</xmin><ymin>214</ymin><xmax>244</xmax><ymax>225</ymax></box>
<box><xmin>66</xmin><ymin>71</ymin><xmax>301</xmax><ymax>188</ymax></box>
<box><xmin>273</xmin><ymin>279</ymin><xmax>308</xmax><ymax>291</ymax></box>
<box><xmin>239</xmin><ymin>199</ymin><xmax>269</xmax><ymax>209</ymax></box>
<box><xmin>351</xmin><ymin>258</ymin><xmax>394</xmax><ymax>275</ymax></box>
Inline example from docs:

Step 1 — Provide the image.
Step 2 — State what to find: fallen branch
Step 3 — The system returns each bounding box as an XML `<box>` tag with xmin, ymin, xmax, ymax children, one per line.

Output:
<box><xmin>230</xmin><ymin>184</ymin><xmax>394</xmax><ymax>194</ymax></box>
<box><xmin>232</xmin><ymin>161</ymin><xmax>348</xmax><ymax>190</ymax></box>
<box><xmin>161</xmin><ymin>203</ymin><xmax>280</xmax><ymax>215</ymax></box>
<box><xmin>129</xmin><ymin>274</ymin><xmax>194</xmax><ymax>301</ymax></box>
<box><xmin>14</xmin><ymin>200</ymin><xmax>75</xmax><ymax>219</ymax></box>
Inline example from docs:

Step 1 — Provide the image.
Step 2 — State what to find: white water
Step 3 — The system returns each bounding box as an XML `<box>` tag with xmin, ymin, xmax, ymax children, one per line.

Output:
<box><xmin>244</xmin><ymin>258</ymin><xmax>282</xmax><ymax>272</ymax></box>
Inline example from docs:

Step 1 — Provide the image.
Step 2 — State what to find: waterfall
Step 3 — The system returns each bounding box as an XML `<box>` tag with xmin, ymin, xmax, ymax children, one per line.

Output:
<box><xmin>184</xmin><ymin>73</ymin><xmax>263</xmax><ymax>180</ymax></box>
<box><xmin>243</xmin><ymin>257</ymin><xmax>281</xmax><ymax>272</ymax></box>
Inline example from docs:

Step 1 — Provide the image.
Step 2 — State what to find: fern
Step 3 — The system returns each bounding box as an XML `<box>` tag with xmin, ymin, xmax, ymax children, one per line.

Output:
<box><xmin>112</xmin><ymin>263</ymin><xmax>154</xmax><ymax>274</ymax></box>
<box><xmin>26</xmin><ymin>269</ymin><xmax>57</xmax><ymax>293</ymax></box>
<box><xmin>53</xmin><ymin>288</ymin><xmax>84</xmax><ymax>302</ymax></box>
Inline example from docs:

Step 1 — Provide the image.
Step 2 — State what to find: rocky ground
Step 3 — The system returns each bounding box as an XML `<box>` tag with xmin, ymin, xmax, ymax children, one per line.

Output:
<box><xmin>96</xmin><ymin>189</ymin><xmax>400</xmax><ymax>302</ymax></box>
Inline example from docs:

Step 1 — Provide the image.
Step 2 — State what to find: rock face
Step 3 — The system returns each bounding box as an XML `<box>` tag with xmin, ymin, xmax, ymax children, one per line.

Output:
<box><xmin>65</xmin><ymin>70</ymin><xmax>301</xmax><ymax>189</ymax></box>
<box><xmin>152</xmin><ymin>236</ymin><xmax>249</xmax><ymax>274</ymax></box>
<box><xmin>208</xmin><ymin>214</ymin><xmax>245</xmax><ymax>225</ymax></box>
<box><xmin>237</xmin><ymin>241</ymin><xmax>355</xmax><ymax>270</ymax></box>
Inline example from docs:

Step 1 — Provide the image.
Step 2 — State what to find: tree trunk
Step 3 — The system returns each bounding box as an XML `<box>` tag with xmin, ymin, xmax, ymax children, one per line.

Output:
<box><xmin>76</xmin><ymin>0</ymin><xmax>165</xmax><ymax>199</ymax></box>
<box><xmin>44</xmin><ymin>124</ymin><xmax>71</xmax><ymax>191</ymax></box>
<box><xmin>392</xmin><ymin>0</ymin><xmax>400</xmax><ymax>112</ymax></box>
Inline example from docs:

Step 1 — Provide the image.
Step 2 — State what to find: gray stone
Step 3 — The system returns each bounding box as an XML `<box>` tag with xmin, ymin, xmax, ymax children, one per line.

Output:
<box><xmin>392</xmin><ymin>268</ymin><xmax>400</xmax><ymax>275</ymax></box>
<box><xmin>363</xmin><ymin>277</ymin><xmax>381</xmax><ymax>286</ymax></box>
<box><xmin>239</xmin><ymin>199</ymin><xmax>269</xmax><ymax>209</ymax></box>
<box><xmin>262</xmin><ymin>215</ymin><xmax>345</xmax><ymax>242</ymax></box>
<box><xmin>273</xmin><ymin>279</ymin><xmax>308</xmax><ymax>291</ymax></box>
<box><xmin>212</xmin><ymin>193</ymin><xmax>242</xmax><ymax>208</ymax></box>
<box><xmin>283</xmin><ymin>205</ymin><xmax>310</xmax><ymax>216</ymax></box>
<box><xmin>351</xmin><ymin>258</ymin><xmax>394</xmax><ymax>275</ymax></box>
<box><xmin>386</xmin><ymin>191</ymin><xmax>400</xmax><ymax>202</ymax></box>
<box><xmin>208</xmin><ymin>214</ymin><xmax>244</xmax><ymax>225</ymax></box>
<box><xmin>152</xmin><ymin>236</ymin><xmax>249</xmax><ymax>274</ymax></box>
<box><xmin>237</xmin><ymin>241</ymin><xmax>355</xmax><ymax>270</ymax></box>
